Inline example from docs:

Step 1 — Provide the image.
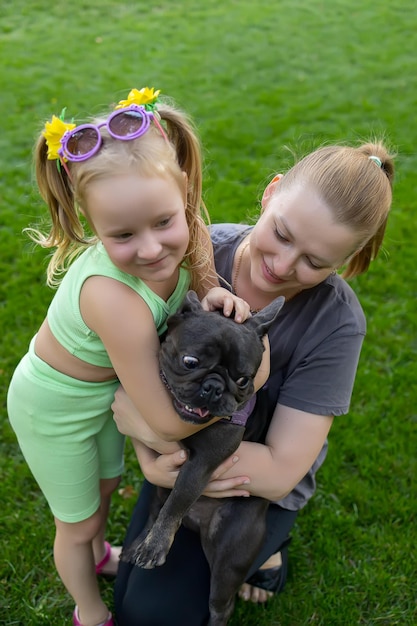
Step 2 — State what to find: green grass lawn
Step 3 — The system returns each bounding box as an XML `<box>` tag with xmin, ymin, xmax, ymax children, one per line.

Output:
<box><xmin>1</xmin><ymin>1</ymin><xmax>416</xmax><ymax>624</ymax></box>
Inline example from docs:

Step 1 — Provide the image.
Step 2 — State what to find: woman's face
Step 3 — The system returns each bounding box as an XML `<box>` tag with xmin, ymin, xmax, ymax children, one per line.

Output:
<box><xmin>249</xmin><ymin>182</ymin><xmax>359</xmax><ymax>295</ymax></box>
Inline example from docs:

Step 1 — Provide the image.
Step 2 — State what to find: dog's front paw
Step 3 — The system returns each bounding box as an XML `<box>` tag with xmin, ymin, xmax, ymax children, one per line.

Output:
<box><xmin>121</xmin><ymin>530</ymin><xmax>173</xmax><ymax>569</ymax></box>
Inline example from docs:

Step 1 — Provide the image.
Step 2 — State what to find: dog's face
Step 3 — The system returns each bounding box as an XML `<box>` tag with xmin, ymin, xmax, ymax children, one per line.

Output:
<box><xmin>159</xmin><ymin>291</ymin><xmax>284</xmax><ymax>424</ymax></box>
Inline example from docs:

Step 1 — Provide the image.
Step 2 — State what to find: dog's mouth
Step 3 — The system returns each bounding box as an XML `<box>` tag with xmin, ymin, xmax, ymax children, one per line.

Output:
<box><xmin>173</xmin><ymin>399</ymin><xmax>211</xmax><ymax>421</ymax></box>
<box><xmin>160</xmin><ymin>369</ymin><xmax>212</xmax><ymax>423</ymax></box>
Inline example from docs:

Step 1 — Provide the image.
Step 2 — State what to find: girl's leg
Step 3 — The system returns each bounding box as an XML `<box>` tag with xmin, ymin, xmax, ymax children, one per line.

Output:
<box><xmin>54</xmin><ymin>510</ymin><xmax>110</xmax><ymax>626</ymax></box>
<box><xmin>92</xmin><ymin>477</ymin><xmax>122</xmax><ymax>576</ymax></box>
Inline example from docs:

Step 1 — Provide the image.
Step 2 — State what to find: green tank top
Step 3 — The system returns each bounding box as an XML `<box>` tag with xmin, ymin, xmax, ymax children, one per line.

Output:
<box><xmin>47</xmin><ymin>242</ymin><xmax>190</xmax><ymax>367</ymax></box>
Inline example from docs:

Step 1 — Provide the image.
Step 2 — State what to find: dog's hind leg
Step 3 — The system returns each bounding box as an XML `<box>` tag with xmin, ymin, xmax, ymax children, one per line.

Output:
<box><xmin>202</xmin><ymin>497</ymin><xmax>269</xmax><ymax>626</ymax></box>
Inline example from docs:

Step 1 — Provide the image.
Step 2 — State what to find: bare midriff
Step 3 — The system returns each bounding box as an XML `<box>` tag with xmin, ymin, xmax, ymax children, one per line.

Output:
<box><xmin>35</xmin><ymin>319</ymin><xmax>117</xmax><ymax>382</ymax></box>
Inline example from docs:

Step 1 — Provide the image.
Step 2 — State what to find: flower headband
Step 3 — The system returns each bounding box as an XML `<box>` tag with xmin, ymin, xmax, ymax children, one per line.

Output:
<box><xmin>42</xmin><ymin>87</ymin><xmax>163</xmax><ymax>167</ymax></box>
<box><xmin>114</xmin><ymin>87</ymin><xmax>161</xmax><ymax>111</ymax></box>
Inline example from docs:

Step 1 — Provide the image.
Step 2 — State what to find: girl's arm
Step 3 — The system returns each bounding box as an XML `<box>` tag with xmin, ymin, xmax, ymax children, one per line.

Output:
<box><xmin>110</xmin><ymin>336</ymin><xmax>270</xmax><ymax>447</ymax></box>
<box><xmin>81</xmin><ymin>276</ymin><xmax>266</xmax><ymax>452</ymax></box>
<box><xmin>81</xmin><ymin>276</ymin><xmax>216</xmax><ymax>452</ymax></box>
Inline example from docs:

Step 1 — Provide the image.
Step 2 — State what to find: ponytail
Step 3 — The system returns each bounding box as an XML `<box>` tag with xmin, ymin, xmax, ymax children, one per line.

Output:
<box><xmin>342</xmin><ymin>141</ymin><xmax>394</xmax><ymax>278</ymax></box>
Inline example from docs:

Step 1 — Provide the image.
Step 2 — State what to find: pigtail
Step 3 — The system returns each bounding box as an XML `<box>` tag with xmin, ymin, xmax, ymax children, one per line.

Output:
<box><xmin>158</xmin><ymin>104</ymin><xmax>214</xmax><ymax>291</ymax></box>
<box><xmin>27</xmin><ymin>133</ymin><xmax>94</xmax><ymax>286</ymax></box>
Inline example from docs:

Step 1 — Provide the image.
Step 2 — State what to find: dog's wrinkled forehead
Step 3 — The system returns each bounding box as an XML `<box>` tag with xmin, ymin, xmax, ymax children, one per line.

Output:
<box><xmin>168</xmin><ymin>304</ymin><xmax>257</xmax><ymax>342</ymax></box>
<box><xmin>177</xmin><ymin>312</ymin><xmax>256</xmax><ymax>345</ymax></box>
<box><xmin>163</xmin><ymin>290</ymin><xmax>286</xmax><ymax>369</ymax></box>
<box><xmin>164</xmin><ymin>307</ymin><xmax>265</xmax><ymax>374</ymax></box>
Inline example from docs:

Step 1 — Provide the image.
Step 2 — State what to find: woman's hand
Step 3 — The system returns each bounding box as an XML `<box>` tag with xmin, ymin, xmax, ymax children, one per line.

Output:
<box><xmin>203</xmin><ymin>454</ymin><xmax>250</xmax><ymax>498</ymax></box>
<box><xmin>136</xmin><ymin>445</ymin><xmax>251</xmax><ymax>497</ymax></box>
<box><xmin>201</xmin><ymin>454</ymin><xmax>251</xmax><ymax>498</ymax></box>
<box><xmin>201</xmin><ymin>287</ymin><xmax>251</xmax><ymax>323</ymax></box>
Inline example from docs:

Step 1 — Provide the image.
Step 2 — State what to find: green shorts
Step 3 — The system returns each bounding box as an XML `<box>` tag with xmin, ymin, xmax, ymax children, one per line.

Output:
<box><xmin>7</xmin><ymin>338</ymin><xmax>125</xmax><ymax>523</ymax></box>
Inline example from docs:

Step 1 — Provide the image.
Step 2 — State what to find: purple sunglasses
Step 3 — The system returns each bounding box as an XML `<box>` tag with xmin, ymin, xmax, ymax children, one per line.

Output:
<box><xmin>58</xmin><ymin>104</ymin><xmax>167</xmax><ymax>163</ymax></box>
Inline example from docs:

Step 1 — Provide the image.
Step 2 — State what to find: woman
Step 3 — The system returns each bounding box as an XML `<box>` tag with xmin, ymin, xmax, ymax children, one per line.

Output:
<box><xmin>113</xmin><ymin>141</ymin><xmax>394</xmax><ymax>625</ymax></box>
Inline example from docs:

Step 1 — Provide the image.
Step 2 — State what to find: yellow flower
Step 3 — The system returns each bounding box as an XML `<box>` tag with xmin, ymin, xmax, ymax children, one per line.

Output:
<box><xmin>43</xmin><ymin>116</ymin><xmax>76</xmax><ymax>160</ymax></box>
<box><xmin>115</xmin><ymin>87</ymin><xmax>161</xmax><ymax>110</ymax></box>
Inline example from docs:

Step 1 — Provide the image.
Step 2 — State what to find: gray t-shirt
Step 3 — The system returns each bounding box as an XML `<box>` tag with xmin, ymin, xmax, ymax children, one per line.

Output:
<box><xmin>211</xmin><ymin>223</ymin><xmax>366</xmax><ymax>510</ymax></box>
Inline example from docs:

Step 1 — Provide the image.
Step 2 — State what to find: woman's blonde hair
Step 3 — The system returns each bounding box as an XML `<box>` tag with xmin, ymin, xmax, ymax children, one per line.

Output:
<box><xmin>30</xmin><ymin>100</ymin><xmax>212</xmax><ymax>291</ymax></box>
<box><xmin>276</xmin><ymin>140</ymin><xmax>395</xmax><ymax>278</ymax></box>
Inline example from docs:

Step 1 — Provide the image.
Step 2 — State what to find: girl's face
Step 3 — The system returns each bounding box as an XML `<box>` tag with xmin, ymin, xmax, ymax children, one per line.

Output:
<box><xmin>250</xmin><ymin>181</ymin><xmax>359</xmax><ymax>295</ymax></box>
<box><xmin>84</xmin><ymin>173</ymin><xmax>189</xmax><ymax>285</ymax></box>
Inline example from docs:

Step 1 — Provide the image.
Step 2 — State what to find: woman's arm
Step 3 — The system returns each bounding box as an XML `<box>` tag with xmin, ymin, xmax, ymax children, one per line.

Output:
<box><xmin>131</xmin><ymin>436</ymin><xmax>253</xmax><ymax>497</ymax></box>
<box><xmin>204</xmin><ymin>404</ymin><xmax>333</xmax><ymax>501</ymax></box>
<box><xmin>137</xmin><ymin>403</ymin><xmax>333</xmax><ymax>500</ymax></box>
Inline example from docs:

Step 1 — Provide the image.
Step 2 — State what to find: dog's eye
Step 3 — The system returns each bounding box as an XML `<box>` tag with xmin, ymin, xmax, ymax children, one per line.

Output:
<box><xmin>236</xmin><ymin>376</ymin><xmax>250</xmax><ymax>389</ymax></box>
<box><xmin>182</xmin><ymin>355</ymin><xmax>200</xmax><ymax>369</ymax></box>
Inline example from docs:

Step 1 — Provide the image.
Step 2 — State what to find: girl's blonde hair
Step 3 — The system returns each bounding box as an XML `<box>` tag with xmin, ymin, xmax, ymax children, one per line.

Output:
<box><xmin>276</xmin><ymin>140</ymin><xmax>395</xmax><ymax>278</ymax></box>
<box><xmin>30</xmin><ymin>100</ymin><xmax>212</xmax><ymax>291</ymax></box>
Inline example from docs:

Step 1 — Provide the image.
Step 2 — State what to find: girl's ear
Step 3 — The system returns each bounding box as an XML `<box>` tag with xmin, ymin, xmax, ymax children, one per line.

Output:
<box><xmin>261</xmin><ymin>174</ymin><xmax>283</xmax><ymax>211</ymax></box>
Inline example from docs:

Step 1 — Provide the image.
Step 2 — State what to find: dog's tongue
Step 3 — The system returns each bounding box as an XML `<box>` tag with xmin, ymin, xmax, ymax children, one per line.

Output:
<box><xmin>192</xmin><ymin>406</ymin><xmax>210</xmax><ymax>419</ymax></box>
<box><xmin>181</xmin><ymin>402</ymin><xmax>210</xmax><ymax>419</ymax></box>
<box><xmin>184</xmin><ymin>404</ymin><xmax>210</xmax><ymax>419</ymax></box>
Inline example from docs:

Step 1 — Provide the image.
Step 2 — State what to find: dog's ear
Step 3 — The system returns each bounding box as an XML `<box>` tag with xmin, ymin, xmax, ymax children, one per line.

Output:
<box><xmin>179</xmin><ymin>290</ymin><xmax>203</xmax><ymax>314</ymax></box>
<box><xmin>166</xmin><ymin>290</ymin><xmax>203</xmax><ymax>331</ymax></box>
<box><xmin>244</xmin><ymin>296</ymin><xmax>285</xmax><ymax>338</ymax></box>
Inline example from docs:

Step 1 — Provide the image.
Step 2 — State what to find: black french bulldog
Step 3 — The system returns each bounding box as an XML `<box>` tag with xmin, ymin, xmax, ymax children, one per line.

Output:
<box><xmin>122</xmin><ymin>290</ymin><xmax>285</xmax><ymax>626</ymax></box>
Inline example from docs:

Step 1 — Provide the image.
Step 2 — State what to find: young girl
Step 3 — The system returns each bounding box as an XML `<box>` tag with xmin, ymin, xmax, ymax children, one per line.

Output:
<box><xmin>7</xmin><ymin>88</ymin><xmax>252</xmax><ymax>626</ymax></box>
<box><xmin>112</xmin><ymin>141</ymin><xmax>395</xmax><ymax>624</ymax></box>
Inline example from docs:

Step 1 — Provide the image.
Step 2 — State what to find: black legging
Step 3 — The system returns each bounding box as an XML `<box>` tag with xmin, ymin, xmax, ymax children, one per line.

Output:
<box><xmin>114</xmin><ymin>481</ymin><xmax>297</xmax><ymax>626</ymax></box>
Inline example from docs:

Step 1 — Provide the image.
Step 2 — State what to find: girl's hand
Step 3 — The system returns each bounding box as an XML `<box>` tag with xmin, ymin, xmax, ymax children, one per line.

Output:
<box><xmin>112</xmin><ymin>385</ymin><xmax>151</xmax><ymax>438</ymax></box>
<box><xmin>134</xmin><ymin>443</ymin><xmax>188</xmax><ymax>488</ymax></box>
<box><xmin>201</xmin><ymin>287</ymin><xmax>251</xmax><ymax>323</ymax></box>
<box><xmin>112</xmin><ymin>386</ymin><xmax>181</xmax><ymax>454</ymax></box>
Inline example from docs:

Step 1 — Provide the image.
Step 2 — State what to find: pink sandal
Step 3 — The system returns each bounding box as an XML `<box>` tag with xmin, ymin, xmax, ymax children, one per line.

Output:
<box><xmin>73</xmin><ymin>606</ymin><xmax>113</xmax><ymax>626</ymax></box>
<box><xmin>95</xmin><ymin>541</ymin><xmax>112</xmax><ymax>575</ymax></box>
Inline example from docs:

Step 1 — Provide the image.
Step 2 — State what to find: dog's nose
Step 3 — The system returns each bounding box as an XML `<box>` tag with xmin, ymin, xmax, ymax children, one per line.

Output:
<box><xmin>201</xmin><ymin>378</ymin><xmax>225</xmax><ymax>402</ymax></box>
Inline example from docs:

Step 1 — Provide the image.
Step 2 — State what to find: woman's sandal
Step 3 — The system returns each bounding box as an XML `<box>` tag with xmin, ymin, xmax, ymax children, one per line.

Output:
<box><xmin>245</xmin><ymin>537</ymin><xmax>291</xmax><ymax>595</ymax></box>
<box><xmin>73</xmin><ymin>606</ymin><xmax>114</xmax><ymax>626</ymax></box>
